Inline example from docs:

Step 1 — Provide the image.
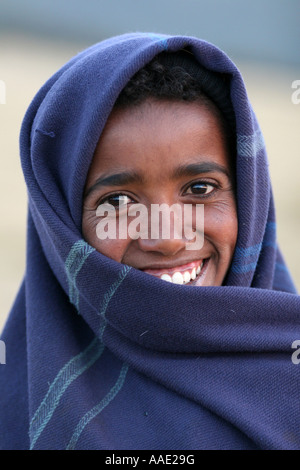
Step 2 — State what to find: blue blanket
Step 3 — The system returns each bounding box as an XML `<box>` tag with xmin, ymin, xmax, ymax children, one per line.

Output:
<box><xmin>1</xmin><ymin>32</ymin><xmax>299</xmax><ymax>450</ymax></box>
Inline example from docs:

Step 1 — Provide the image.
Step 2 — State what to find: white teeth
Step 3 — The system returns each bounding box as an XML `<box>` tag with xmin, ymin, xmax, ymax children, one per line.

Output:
<box><xmin>159</xmin><ymin>261</ymin><xmax>204</xmax><ymax>284</ymax></box>
<box><xmin>171</xmin><ymin>271</ymin><xmax>184</xmax><ymax>285</ymax></box>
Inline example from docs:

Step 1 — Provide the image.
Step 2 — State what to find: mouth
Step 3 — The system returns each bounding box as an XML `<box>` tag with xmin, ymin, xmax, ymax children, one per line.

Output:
<box><xmin>142</xmin><ymin>259</ymin><xmax>209</xmax><ymax>285</ymax></box>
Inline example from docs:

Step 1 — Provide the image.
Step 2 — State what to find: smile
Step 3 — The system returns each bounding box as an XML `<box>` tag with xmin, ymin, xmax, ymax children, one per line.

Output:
<box><xmin>143</xmin><ymin>259</ymin><xmax>207</xmax><ymax>285</ymax></box>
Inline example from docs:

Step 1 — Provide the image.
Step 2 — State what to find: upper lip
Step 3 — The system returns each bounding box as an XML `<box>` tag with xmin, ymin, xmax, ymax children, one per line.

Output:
<box><xmin>137</xmin><ymin>258</ymin><xmax>207</xmax><ymax>271</ymax></box>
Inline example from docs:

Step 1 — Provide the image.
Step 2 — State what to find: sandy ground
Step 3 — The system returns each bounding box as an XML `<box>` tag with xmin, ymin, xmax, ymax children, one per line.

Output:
<box><xmin>0</xmin><ymin>33</ymin><xmax>299</xmax><ymax>332</ymax></box>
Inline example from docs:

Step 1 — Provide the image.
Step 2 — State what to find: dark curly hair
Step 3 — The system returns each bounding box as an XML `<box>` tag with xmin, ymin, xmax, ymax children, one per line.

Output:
<box><xmin>114</xmin><ymin>50</ymin><xmax>236</xmax><ymax>161</ymax></box>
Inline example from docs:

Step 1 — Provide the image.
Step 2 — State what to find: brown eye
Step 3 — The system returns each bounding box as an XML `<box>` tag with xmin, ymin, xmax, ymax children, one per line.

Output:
<box><xmin>98</xmin><ymin>194</ymin><xmax>133</xmax><ymax>208</ymax></box>
<box><xmin>186</xmin><ymin>182</ymin><xmax>215</xmax><ymax>196</ymax></box>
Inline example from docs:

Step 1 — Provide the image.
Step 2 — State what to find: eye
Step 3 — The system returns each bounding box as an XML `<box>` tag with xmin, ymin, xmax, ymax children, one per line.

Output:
<box><xmin>185</xmin><ymin>181</ymin><xmax>216</xmax><ymax>196</ymax></box>
<box><xmin>98</xmin><ymin>193</ymin><xmax>134</xmax><ymax>208</ymax></box>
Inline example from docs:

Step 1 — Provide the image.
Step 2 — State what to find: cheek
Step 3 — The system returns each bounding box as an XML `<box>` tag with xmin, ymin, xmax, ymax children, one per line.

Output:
<box><xmin>204</xmin><ymin>202</ymin><xmax>238</xmax><ymax>252</ymax></box>
<box><xmin>82</xmin><ymin>212</ymin><xmax>130</xmax><ymax>263</ymax></box>
<box><xmin>91</xmin><ymin>239</ymin><xmax>129</xmax><ymax>263</ymax></box>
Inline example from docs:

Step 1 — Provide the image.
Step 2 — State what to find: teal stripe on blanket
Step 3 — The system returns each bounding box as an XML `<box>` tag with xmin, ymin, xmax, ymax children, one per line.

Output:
<box><xmin>231</xmin><ymin>261</ymin><xmax>258</xmax><ymax>274</ymax></box>
<box><xmin>234</xmin><ymin>243</ymin><xmax>262</xmax><ymax>261</ymax></box>
<box><xmin>98</xmin><ymin>265</ymin><xmax>132</xmax><ymax>342</ymax></box>
<box><xmin>65</xmin><ymin>240</ymin><xmax>95</xmax><ymax>310</ymax></box>
<box><xmin>232</xmin><ymin>223</ymin><xmax>277</xmax><ymax>273</ymax></box>
<box><xmin>29</xmin><ymin>337</ymin><xmax>104</xmax><ymax>449</ymax></box>
<box><xmin>66</xmin><ymin>363</ymin><xmax>129</xmax><ymax>450</ymax></box>
<box><xmin>98</xmin><ymin>265</ymin><xmax>131</xmax><ymax>319</ymax></box>
<box><xmin>148</xmin><ymin>33</ymin><xmax>168</xmax><ymax>51</ymax></box>
<box><xmin>30</xmin><ymin>259</ymin><xmax>131</xmax><ymax>449</ymax></box>
<box><xmin>237</xmin><ymin>129</ymin><xmax>265</xmax><ymax>158</ymax></box>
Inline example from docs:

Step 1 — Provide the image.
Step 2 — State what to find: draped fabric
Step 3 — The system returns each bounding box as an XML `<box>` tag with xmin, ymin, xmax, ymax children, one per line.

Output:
<box><xmin>1</xmin><ymin>33</ymin><xmax>299</xmax><ymax>450</ymax></box>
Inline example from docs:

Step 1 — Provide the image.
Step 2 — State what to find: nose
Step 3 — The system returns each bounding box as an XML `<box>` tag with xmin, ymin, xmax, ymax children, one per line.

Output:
<box><xmin>137</xmin><ymin>236</ymin><xmax>186</xmax><ymax>257</ymax></box>
<box><xmin>127</xmin><ymin>200</ymin><xmax>189</xmax><ymax>256</ymax></box>
<box><xmin>137</xmin><ymin>202</ymin><xmax>187</xmax><ymax>256</ymax></box>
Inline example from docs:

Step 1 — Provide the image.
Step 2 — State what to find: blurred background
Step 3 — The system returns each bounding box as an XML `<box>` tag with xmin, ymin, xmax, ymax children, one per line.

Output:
<box><xmin>0</xmin><ymin>0</ymin><xmax>299</xmax><ymax>331</ymax></box>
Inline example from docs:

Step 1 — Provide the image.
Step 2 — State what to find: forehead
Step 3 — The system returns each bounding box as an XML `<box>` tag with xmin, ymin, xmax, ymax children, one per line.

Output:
<box><xmin>87</xmin><ymin>99</ymin><xmax>232</xmax><ymax>184</ymax></box>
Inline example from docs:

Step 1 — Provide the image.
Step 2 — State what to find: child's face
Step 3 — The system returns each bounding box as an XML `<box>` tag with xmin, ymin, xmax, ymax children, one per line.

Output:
<box><xmin>82</xmin><ymin>99</ymin><xmax>238</xmax><ymax>286</ymax></box>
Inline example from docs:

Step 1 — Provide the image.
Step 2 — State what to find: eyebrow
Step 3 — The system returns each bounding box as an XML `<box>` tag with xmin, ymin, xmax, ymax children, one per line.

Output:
<box><xmin>84</xmin><ymin>170</ymin><xmax>144</xmax><ymax>198</ymax></box>
<box><xmin>172</xmin><ymin>162</ymin><xmax>231</xmax><ymax>179</ymax></box>
<box><xmin>84</xmin><ymin>161</ymin><xmax>231</xmax><ymax>198</ymax></box>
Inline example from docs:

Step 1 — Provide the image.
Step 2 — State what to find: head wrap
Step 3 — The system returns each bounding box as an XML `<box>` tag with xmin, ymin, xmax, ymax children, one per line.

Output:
<box><xmin>0</xmin><ymin>33</ymin><xmax>299</xmax><ymax>450</ymax></box>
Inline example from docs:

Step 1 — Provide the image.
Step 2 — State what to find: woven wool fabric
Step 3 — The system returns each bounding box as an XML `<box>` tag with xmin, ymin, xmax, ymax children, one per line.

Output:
<box><xmin>0</xmin><ymin>33</ymin><xmax>300</xmax><ymax>450</ymax></box>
